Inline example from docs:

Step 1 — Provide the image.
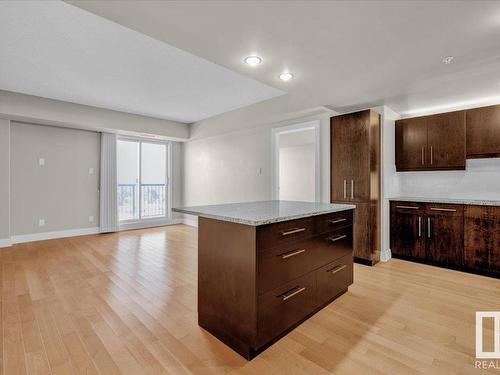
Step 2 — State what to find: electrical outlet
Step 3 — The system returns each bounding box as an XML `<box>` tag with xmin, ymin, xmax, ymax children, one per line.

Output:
<box><xmin>39</xmin><ymin>158</ymin><xmax>45</xmax><ymax>166</ymax></box>
<box><xmin>38</xmin><ymin>219</ymin><xmax>45</xmax><ymax>227</ymax></box>
<box><xmin>88</xmin><ymin>215</ymin><xmax>94</xmax><ymax>223</ymax></box>
<box><xmin>89</xmin><ymin>167</ymin><xmax>94</xmax><ymax>175</ymax></box>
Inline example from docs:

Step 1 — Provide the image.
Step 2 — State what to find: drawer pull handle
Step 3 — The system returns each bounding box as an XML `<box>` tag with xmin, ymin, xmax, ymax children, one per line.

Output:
<box><xmin>327</xmin><ymin>264</ymin><xmax>347</xmax><ymax>274</ymax></box>
<box><xmin>281</xmin><ymin>227</ymin><xmax>306</xmax><ymax>236</ymax></box>
<box><xmin>280</xmin><ymin>249</ymin><xmax>306</xmax><ymax>259</ymax></box>
<box><xmin>430</xmin><ymin>207</ymin><xmax>457</xmax><ymax>212</ymax></box>
<box><xmin>328</xmin><ymin>234</ymin><xmax>347</xmax><ymax>243</ymax></box>
<box><xmin>328</xmin><ymin>218</ymin><xmax>347</xmax><ymax>224</ymax></box>
<box><xmin>396</xmin><ymin>205</ymin><xmax>419</xmax><ymax>210</ymax></box>
<box><xmin>280</xmin><ymin>286</ymin><xmax>306</xmax><ymax>301</ymax></box>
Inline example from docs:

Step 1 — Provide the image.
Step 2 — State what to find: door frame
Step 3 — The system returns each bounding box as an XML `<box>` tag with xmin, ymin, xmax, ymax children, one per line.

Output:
<box><xmin>271</xmin><ymin>120</ymin><xmax>321</xmax><ymax>201</ymax></box>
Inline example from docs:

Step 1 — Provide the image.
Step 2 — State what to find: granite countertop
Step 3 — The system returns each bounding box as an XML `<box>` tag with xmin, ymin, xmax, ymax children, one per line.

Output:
<box><xmin>173</xmin><ymin>200</ymin><xmax>356</xmax><ymax>226</ymax></box>
<box><xmin>390</xmin><ymin>197</ymin><xmax>500</xmax><ymax>206</ymax></box>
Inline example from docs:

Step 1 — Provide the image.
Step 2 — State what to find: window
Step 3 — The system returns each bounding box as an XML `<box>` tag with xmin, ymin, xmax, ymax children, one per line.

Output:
<box><xmin>117</xmin><ymin>139</ymin><xmax>169</xmax><ymax>222</ymax></box>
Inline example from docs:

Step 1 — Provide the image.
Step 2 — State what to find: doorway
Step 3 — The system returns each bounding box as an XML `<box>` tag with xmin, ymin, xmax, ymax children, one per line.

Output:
<box><xmin>272</xmin><ymin>121</ymin><xmax>320</xmax><ymax>202</ymax></box>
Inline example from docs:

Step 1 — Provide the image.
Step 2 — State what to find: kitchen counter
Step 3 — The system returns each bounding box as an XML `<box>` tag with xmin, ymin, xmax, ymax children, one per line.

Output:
<box><xmin>173</xmin><ymin>200</ymin><xmax>356</xmax><ymax>226</ymax></box>
<box><xmin>175</xmin><ymin>200</ymin><xmax>355</xmax><ymax>359</ymax></box>
<box><xmin>390</xmin><ymin>197</ymin><xmax>500</xmax><ymax>206</ymax></box>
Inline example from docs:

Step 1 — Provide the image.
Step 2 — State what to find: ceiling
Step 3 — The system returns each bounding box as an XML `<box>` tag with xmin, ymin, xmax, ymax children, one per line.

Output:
<box><xmin>67</xmin><ymin>0</ymin><xmax>500</xmax><ymax>123</ymax></box>
<box><xmin>0</xmin><ymin>1</ymin><xmax>283</xmax><ymax>123</ymax></box>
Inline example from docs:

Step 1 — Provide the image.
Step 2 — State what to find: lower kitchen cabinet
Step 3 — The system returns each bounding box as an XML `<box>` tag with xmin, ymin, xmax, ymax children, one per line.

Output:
<box><xmin>465</xmin><ymin>205</ymin><xmax>500</xmax><ymax>273</ymax></box>
<box><xmin>390</xmin><ymin>203</ymin><xmax>425</xmax><ymax>258</ymax></box>
<box><xmin>425</xmin><ymin>204</ymin><xmax>464</xmax><ymax>266</ymax></box>
<box><xmin>391</xmin><ymin>200</ymin><xmax>499</xmax><ymax>278</ymax></box>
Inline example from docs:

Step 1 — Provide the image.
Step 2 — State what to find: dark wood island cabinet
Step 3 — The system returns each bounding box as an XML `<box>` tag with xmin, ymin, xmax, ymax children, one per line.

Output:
<box><xmin>174</xmin><ymin>201</ymin><xmax>355</xmax><ymax>359</ymax></box>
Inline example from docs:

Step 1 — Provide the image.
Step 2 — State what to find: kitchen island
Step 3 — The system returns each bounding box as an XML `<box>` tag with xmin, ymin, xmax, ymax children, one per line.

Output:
<box><xmin>173</xmin><ymin>200</ymin><xmax>356</xmax><ymax>359</ymax></box>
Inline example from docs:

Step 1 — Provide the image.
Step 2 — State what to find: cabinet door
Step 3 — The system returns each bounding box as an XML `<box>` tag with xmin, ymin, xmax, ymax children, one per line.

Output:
<box><xmin>348</xmin><ymin>110</ymin><xmax>371</xmax><ymax>202</ymax></box>
<box><xmin>395</xmin><ymin>117</ymin><xmax>427</xmax><ymax>171</ymax></box>
<box><xmin>489</xmin><ymin>206</ymin><xmax>500</xmax><ymax>273</ymax></box>
<box><xmin>426</xmin><ymin>204</ymin><xmax>464</xmax><ymax>265</ymax></box>
<box><xmin>331</xmin><ymin>115</ymin><xmax>352</xmax><ymax>201</ymax></box>
<box><xmin>464</xmin><ymin>205</ymin><xmax>490</xmax><ymax>270</ymax></box>
<box><xmin>390</xmin><ymin>202</ymin><xmax>425</xmax><ymax>258</ymax></box>
<box><xmin>426</xmin><ymin>111</ymin><xmax>466</xmax><ymax>170</ymax></box>
<box><xmin>466</xmin><ymin>105</ymin><xmax>500</xmax><ymax>158</ymax></box>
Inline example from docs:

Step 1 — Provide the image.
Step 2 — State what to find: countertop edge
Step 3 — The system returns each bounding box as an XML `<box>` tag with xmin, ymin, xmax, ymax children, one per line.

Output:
<box><xmin>389</xmin><ymin>197</ymin><xmax>500</xmax><ymax>207</ymax></box>
<box><xmin>173</xmin><ymin>205</ymin><xmax>356</xmax><ymax>226</ymax></box>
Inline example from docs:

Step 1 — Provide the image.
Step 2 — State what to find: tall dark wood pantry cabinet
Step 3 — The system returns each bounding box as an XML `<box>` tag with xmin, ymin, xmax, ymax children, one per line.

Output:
<box><xmin>331</xmin><ymin>110</ymin><xmax>381</xmax><ymax>265</ymax></box>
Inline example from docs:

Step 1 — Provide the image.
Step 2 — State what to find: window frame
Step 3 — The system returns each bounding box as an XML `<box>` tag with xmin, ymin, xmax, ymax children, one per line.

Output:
<box><xmin>117</xmin><ymin>136</ymin><xmax>172</xmax><ymax>225</ymax></box>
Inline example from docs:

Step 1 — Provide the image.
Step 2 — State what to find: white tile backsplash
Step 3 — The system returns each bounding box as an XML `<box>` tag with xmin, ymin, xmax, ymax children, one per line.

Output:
<box><xmin>398</xmin><ymin>158</ymin><xmax>500</xmax><ymax>200</ymax></box>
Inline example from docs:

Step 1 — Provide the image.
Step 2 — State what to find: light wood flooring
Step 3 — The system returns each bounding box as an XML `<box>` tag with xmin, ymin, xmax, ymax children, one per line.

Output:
<box><xmin>1</xmin><ymin>224</ymin><xmax>500</xmax><ymax>375</ymax></box>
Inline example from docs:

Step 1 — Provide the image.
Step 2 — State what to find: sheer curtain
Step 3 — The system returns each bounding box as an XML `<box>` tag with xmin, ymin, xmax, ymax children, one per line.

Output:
<box><xmin>100</xmin><ymin>133</ymin><xmax>118</xmax><ymax>232</ymax></box>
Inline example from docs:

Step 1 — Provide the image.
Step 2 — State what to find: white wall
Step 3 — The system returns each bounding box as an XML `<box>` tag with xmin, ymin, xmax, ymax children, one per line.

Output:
<box><xmin>10</xmin><ymin>122</ymin><xmax>101</xmax><ymax>235</ymax></box>
<box><xmin>279</xmin><ymin>143</ymin><xmax>315</xmax><ymax>202</ymax></box>
<box><xmin>0</xmin><ymin>119</ymin><xmax>10</xmax><ymax>243</ymax></box>
<box><xmin>374</xmin><ymin>106</ymin><xmax>401</xmax><ymax>261</ymax></box>
<box><xmin>181</xmin><ymin>111</ymin><xmax>333</xmax><ymax>224</ymax></box>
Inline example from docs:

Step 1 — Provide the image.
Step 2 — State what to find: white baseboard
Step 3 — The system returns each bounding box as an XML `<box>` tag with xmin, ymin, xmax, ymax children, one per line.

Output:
<box><xmin>11</xmin><ymin>227</ymin><xmax>100</xmax><ymax>245</ymax></box>
<box><xmin>119</xmin><ymin>218</ymin><xmax>183</xmax><ymax>231</ymax></box>
<box><xmin>0</xmin><ymin>238</ymin><xmax>12</xmax><ymax>248</ymax></box>
<box><xmin>182</xmin><ymin>218</ymin><xmax>198</xmax><ymax>227</ymax></box>
<box><xmin>380</xmin><ymin>248</ymin><xmax>392</xmax><ymax>262</ymax></box>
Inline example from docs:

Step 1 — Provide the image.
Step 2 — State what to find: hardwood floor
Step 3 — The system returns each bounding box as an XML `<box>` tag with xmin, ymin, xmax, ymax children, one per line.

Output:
<box><xmin>1</xmin><ymin>224</ymin><xmax>499</xmax><ymax>374</ymax></box>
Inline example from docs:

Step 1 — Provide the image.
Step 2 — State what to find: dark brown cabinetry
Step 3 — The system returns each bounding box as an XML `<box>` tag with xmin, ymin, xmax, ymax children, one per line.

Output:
<box><xmin>466</xmin><ymin>105</ymin><xmax>500</xmax><ymax>158</ymax></box>
<box><xmin>464</xmin><ymin>205</ymin><xmax>500</xmax><ymax>273</ymax></box>
<box><xmin>395</xmin><ymin>111</ymin><xmax>466</xmax><ymax>171</ymax></box>
<box><xmin>331</xmin><ymin>110</ymin><xmax>380</xmax><ymax>265</ymax></box>
<box><xmin>390</xmin><ymin>203</ymin><xmax>425</xmax><ymax>259</ymax></box>
<box><xmin>198</xmin><ymin>210</ymin><xmax>354</xmax><ymax>359</ymax></box>
<box><xmin>425</xmin><ymin>204</ymin><xmax>464</xmax><ymax>266</ymax></box>
<box><xmin>391</xmin><ymin>200</ymin><xmax>500</xmax><ymax>278</ymax></box>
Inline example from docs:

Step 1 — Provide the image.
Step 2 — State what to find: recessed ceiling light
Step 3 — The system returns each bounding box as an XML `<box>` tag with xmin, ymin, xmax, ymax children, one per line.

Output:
<box><xmin>279</xmin><ymin>72</ymin><xmax>294</xmax><ymax>81</ymax></box>
<box><xmin>442</xmin><ymin>56</ymin><xmax>454</xmax><ymax>64</ymax></box>
<box><xmin>244</xmin><ymin>56</ymin><xmax>262</xmax><ymax>66</ymax></box>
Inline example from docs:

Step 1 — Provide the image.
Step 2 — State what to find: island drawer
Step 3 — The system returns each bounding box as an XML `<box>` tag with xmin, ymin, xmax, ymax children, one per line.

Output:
<box><xmin>257</xmin><ymin>271</ymin><xmax>316</xmax><ymax>346</ymax></box>
<box><xmin>257</xmin><ymin>226</ymin><xmax>353</xmax><ymax>295</ymax></box>
<box><xmin>314</xmin><ymin>210</ymin><xmax>353</xmax><ymax>235</ymax></box>
<box><xmin>257</xmin><ymin>238</ymin><xmax>315</xmax><ymax>295</ymax></box>
<box><xmin>257</xmin><ymin>217</ymin><xmax>313</xmax><ymax>251</ymax></box>
<box><xmin>316</xmin><ymin>254</ymin><xmax>353</xmax><ymax>307</ymax></box>
<box><xmin>313</xmin><ymin>227</ymin><xmax>353</xmax><ymax>268</ymax></box>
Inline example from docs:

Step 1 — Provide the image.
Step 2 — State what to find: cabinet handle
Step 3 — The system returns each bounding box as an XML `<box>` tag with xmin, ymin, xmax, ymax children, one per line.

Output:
<box><xmin>351</xmin><ymin>180</ymin><xmax>354</xmax><ymax>200</ymax></box>
<box><xmin>418</xmin><ymin>216</ymin><xmax>421</xmax><ymax>237</ymax></box>
<box><xmin>430</xmin><ymin>207</ymin><xmax>456</xmax><ymax>212</ymax></box>
<box><xmin>396</xmin><ymin>205</ymin><xmax>419</xmax><ymax>210</ymax></box>
<box><xmin>343</xmin><ymin>179</ymin><xmax>347</xmax><ymax>200</ymax></box>
<box><xmin>421</xmin><ymin>146</ymin><xmax>425</xmax><ymax>165</ymax></box>
<box><xmin>327</xmin><ymin>264</ymin><xmax>347</xmax><ymax>274</ymax></box>
<box><xmin>328</xmin><ymin>218</ymin><xmax>347</xmax><ymax>224</ymax></box>
<box><xmin>280</xmin><ymin>286</ymin><xmax>306</xmax><ymax>301</ymax></box>
<box><xmin>328</xmin><ymin>234</ymin><xmax>347</xmax><ymax>243</ymax></box>
<box><xmin>430</xmin><ymin>146</ymin><xmax>433</xmax><ymax>165</ymax></box>
<box><xmin>281</xmin><ymin>227</ymin><xmax>306</xmax><ymax>236</ymax></box>
<box><xmin>427</xmin><ymin>217</ymin><xmax>431</xmax><ymax>238</ymax></box>
<box><xmin>279</xmin><ymin>248</ymin><xmax>306</xmax><ymax>259</ymax></box>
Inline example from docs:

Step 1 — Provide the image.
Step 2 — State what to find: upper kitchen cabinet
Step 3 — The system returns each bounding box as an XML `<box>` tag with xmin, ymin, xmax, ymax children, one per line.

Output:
<box><xmin>395</xmin><ymin>110</ymin><xmax>466</xmax><ymax>171</ymax></box>
<box><xmin>395</xmin><ymin>116</ymin><xmax>428</xmax><ymax>171</ymax></box>
<box><xmin>426</xmin><ymin>111</ymin><xmax>466</xmax><ymax>170</ymax></box>
<box><xmin>466</xmin><ymin>104</ymin><xmax>500</xmax><ymax>158</ymax></box>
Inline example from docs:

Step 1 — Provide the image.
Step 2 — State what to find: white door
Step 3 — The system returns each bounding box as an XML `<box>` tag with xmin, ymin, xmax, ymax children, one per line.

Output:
<box><xmin>277</xmin><ymin>128</ymin><xmax>317</xmax><ymax>202</ymax></box>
